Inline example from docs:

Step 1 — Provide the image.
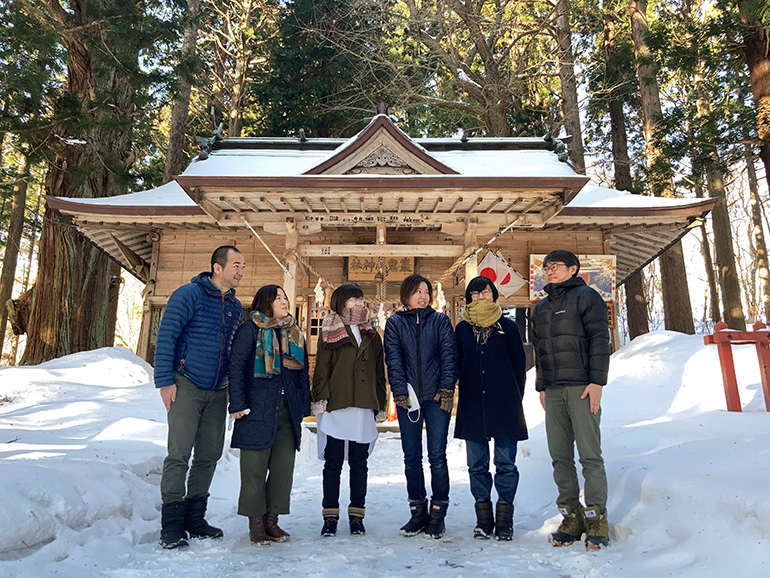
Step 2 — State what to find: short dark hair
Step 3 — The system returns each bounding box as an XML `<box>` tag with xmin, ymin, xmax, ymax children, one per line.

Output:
<box><xmin>465</xmin><ymin>275</ymin><xmax>499</xmax><ymax>304</ymax></box>
<box><xmin>543</xmin><ymin>249</ymin><xmax>581</xmax><ymax>276</ymax></box>
<box><xmin>211</xmin><ymin>245</ymin><xmax>241</xmax><ymax>272</ymax></box>
<box><xmin>329</xmin><ymin>284</ymin><xmax>364</xmax><ymax>315</ymax></box>
<box><xmin>400</xmin><ymin>274</ymin><xmax>432</xmax><ymax>307</ymax></box>
<box><xmin>251</xmin><ymin>284</ymin><xmax>283</xmax><ymax>317</ymax></box>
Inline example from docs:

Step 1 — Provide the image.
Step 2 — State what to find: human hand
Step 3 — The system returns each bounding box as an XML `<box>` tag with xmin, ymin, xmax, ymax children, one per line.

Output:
<box><xmin>232</xmin><ymin>410</ymin><xmax>247</xmax><ymax>419</ymax></box>
<box><xmin>312</xmin><ymin>400</ymin><xmax>328</xmax><ymax>416</ymax></box>
<box><xmin>433</xmin><ymin>388</ymin><xmax>454</xmax><ymax>413</ymax></box>
<box><xmin>393</xmin><ymin>395</ymin><xmax>410</xmax><ymax>410</ymax></box>
<box><xmin>160</xmin><ymin>385</ymin><xmax>177</xmax><ymax>413</ymax></box>
<box><xmin>375</xmin><ymin>410</ymin><xmax>387</xmax><ymax>423</ymax></box>
<box><xmin>581</xmin><ymin>383</ymin><xmax>603</xmax><ymax>414</ymax></box>
<box><xmin>539</xmin><ymin>390</ymin><xmax>545</xmax><ymax>411</ymax></box>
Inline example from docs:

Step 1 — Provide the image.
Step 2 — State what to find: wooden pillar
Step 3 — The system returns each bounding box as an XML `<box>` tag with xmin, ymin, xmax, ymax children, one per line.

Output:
<box><xmin>284</xmin><ymin>221</ymin><xmax>298</xmax><ymax>313</ymax></box>
<box><xmin>137</xmin><ymin>237</ymin><xmax>160</xmax><ymax>362</ymax></box>
<box><xmin>464</xmin><ymin>221</ymin><xmax>477</xmax><ymax>287</ymax></box>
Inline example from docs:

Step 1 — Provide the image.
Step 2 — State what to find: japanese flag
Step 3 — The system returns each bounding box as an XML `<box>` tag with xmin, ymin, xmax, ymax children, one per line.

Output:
<box><xmin>477</xmin><ymin>251</ymin><xmax>526</xmax><ymax>298</ymax></box>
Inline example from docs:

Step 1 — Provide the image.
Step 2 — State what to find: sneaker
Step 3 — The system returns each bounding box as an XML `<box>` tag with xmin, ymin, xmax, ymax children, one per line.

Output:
<box><xmin>583</xmin><ymin>506</ymin><xmax>609</xmax><ymax>551</ymax></box>
<box><xmin>400</xmin><ymin>499</ymin><xmax>429</xmax><ymax>537</ymax></box>
<box><xmin>548</xmin><ymin>505</ymin><xmax>585</xmax><ymax>547</ymax></box>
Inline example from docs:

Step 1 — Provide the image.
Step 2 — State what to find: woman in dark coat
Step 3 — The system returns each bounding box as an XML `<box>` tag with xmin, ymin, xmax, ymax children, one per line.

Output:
<box><xmin>228</xmin><ymin>284</ymin><xmax>311</xmax><ymax>546</ymax></box>
<box><xmin>455</xmin><ymin>275</ymin><xmax>527</xmax><ymax>542</ymax></box>
<box><xmin>383</xmin><ymin>274</ymin><xmax>458</xmax><ymax>539</ymax></box>
<box><xmin>312</xmin><ymin>285</ymin><xmax>387</xmax><ymax>538</ymax></box>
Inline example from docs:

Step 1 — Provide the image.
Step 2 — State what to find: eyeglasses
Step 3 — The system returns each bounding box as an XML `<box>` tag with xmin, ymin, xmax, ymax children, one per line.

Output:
<box><xmin>543</xmin><ymin>263</ymin><xmax>566</xmax><ymax>274</ymax></box>
<box><xmin>470</xmin><ymin>288</ymin><xmax>494</xmax><ymax>297</ymax></box>
<box><xmin>347</xmin><ymin>297</ymin><xmax>365</xmax><ymax>303</ymax></box>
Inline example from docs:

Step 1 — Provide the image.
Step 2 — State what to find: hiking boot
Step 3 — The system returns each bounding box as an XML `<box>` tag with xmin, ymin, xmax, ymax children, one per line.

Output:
<box><xmin>249</xmin><ymin>516</ymin><xmax>270</xmax><ymax>546</ymax></box>
<box><xmin>473</xmin><ymin>501</ymin><xmax>494</xmax><ymax>539</ymax></box>
<box><xmin>423</xmin><ymin>500</ymin><xmax>449</xmax><ymax>540</ymax></box>
<box><xmin>494</xmin><ymin>502</ymin><xmax>514</xmax><ymax>541</ymax></box>
<box><xmin>349</xmin><ymin>506</ymin><xmax>366</xmax><ymax>536</ymax></box>
<box><xmin>184</xmin><ymin>497</ymin><xmax>223</xmax><ymax>539</ymax></box>
<box><xmin>548</xmin><ymin>505</ymin><xmax>585</xmax><ymax>547</ymax></box>
<box><xmin>263</xmin><ymin>512</ymin><xmax>290</xmax><ymax>542</ymax></box>
<box><xmin>400</xmin><ymin>499</ymin><xmax>429</xmax><ymax>537</ymax></box>
<box><xmin>160</xmin><ymin>501</ymin><xmax>189</xmax><ymax>549</ymax></box>
<box><xmin>321</xmin><ymin>508</ymin><xmax>339</xmax><ymax>537</ymax></box>
<box><xmin>583</xmin><ymin>506</ymin><xmax>609</xmax><ymax>551</ymax></box>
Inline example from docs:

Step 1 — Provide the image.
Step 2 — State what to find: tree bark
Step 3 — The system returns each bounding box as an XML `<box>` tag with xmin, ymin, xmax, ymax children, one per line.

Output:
<box><xmin>740</xmin><ymin>3</ymin><xmax>770</xmax><ymax>187</ymax></box>
<box><xmin>628</xmin><ymin>0</ymin><xmax>694</xmax><ymax>334</ymax></box>
<box><xmin>21</xmin><ymin>0</ymin><xmax>137</xmax><ymax>364</ymax></box>
<box><xmin>555</xmin><ymin>0</ymin><xmax>585</xmax><ymax>173</ymax></box>
<box><xmin>747</xmin><ymin>146</ymin><xmax>770</xmax><ymax>322</ymax></box>
<box><xmin>164</xmin><ymin>0</ymin><xmax>201</xmax><ymax>183</ymax></box>
<box><xmin>0</xmin><ymin>153</ymin><xmax>29</xmax><ymax>354</ymax></box>
<box><xmin>693</xmin><ymin>178</ymin><xmax>721</xmax><ymax>324</ymax></box>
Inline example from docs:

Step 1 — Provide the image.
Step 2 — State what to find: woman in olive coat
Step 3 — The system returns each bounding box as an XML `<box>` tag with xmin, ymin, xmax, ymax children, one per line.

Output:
<box><xmin>229</xmin><ymin>285</ymin><xmax>311</xmax><ymax>546</ymax></box>
<box><xmin>455</xmin><ymin>275</ymin><xmax>527</xmax><ymax>542</ymax></box>
<box><xmin>312</xmin><ymin>285</ymin><xmax>386</xmax><ymax>537</ymax></box>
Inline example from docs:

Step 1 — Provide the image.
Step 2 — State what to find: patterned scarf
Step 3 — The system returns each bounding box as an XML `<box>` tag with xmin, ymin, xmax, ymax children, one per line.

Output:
<box><xmin>321</xmin><ymin>304</ymin><xmax>374</xmax><ymax>350</ymax></box>
<box><xmin>251</xmin><ymin>311</ymin><xmax>305</xmax><ymax>377</ymax></box>
<box><xmin>462</xmin><ymin>300</ymin><xmax>503</xmax><ymax>345</ymax></box>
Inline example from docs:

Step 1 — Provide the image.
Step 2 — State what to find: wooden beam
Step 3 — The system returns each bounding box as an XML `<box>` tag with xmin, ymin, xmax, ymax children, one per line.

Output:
<box><xmin>467</xmin><ymin>197</ymin><xmax>483</xmax><ymax>213</ymax></box>
<box><xmin>450</xmin><ymin>197</ymin><xmax>464</xmax><ymax>213</ymax></box>
<box><xmin>300</xmin><ymin>197</ymin><xmax>314</xmax><ymax>212</ymax></box>
<box><xmin>260</xmin><ymin>196</ymin><xmax>278</xmax><ymax>212</ymax></box>
<box><xmin>485</xmin><ymin>197</ymin><xmax>503</xmax><ymax>213</ymax></box>
<box><xmin>279</xmin><ymin>197</ymin><xmax>296</xmax><ymax>212</ymax></box>
<box><xmin>298</xmin><ymin>244</ymin><xmax>464</xmax><ymax>258</ymax></box>
<box><xmin>504</xmin><ymin>197</ymin><xmax>524</xmax><ymax>213</ymax></box>
<box><xmin>240</xmin><ymin>197</ymin><xmax>261</xmax><ymax>212</ymax></box>
<box><xmin>219</xmin><ymin>197</ymin><xmax>242</xmax><ymax>212</ymax></box>
<box><xmin>319</xmin><ymin>197</ymin><xmax>331</xmax><ymax>213</ymax></box>
<box><xmin>432</xmin><ymin>196</ymin><xmax>443</xmax><ymax>213</ymax></box>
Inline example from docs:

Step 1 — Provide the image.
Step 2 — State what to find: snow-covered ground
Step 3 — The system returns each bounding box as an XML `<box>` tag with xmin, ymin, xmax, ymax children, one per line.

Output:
<box><xmin>0</xmin><ymin>331</ymin><xmax>768</xmax><ymax>578</ymax></box>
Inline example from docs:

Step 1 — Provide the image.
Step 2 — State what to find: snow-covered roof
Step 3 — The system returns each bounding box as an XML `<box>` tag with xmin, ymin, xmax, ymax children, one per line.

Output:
<box><xmin>568</xmin><ymin>182</ymin><xmax>704</xmax><ymax>208</ymax></box>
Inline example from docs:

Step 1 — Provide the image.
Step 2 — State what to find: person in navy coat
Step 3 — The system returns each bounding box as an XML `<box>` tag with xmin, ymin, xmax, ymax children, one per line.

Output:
<box><xmin>454</xmin><ymin>275</ymin><xmax>527</xmax><ymax>542</ymax></box>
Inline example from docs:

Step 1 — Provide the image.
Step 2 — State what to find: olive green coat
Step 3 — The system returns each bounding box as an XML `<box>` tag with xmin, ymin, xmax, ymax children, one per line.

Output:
<box><xmin>312</xmin><ymin>327</ymin><xmax>387</xmax><ymax>413</ymax></box>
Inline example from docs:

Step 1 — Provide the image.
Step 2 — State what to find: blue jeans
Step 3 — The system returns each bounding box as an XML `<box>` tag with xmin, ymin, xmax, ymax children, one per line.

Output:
<box><xmin>396</xmin><ymin>401</ymin><xmax>451</xmax><ymax>502</ymax></box>
<box><xmin>465</xmin><ymin>437</ymin><xmax>519</xmax><ymax>505</ymax></box>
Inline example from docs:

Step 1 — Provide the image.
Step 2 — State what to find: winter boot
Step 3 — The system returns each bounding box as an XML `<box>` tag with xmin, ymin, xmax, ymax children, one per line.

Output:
<box><xmin>399</xmin><ymin>499</ymin><xmax>429</xmax><ymax>537</ymax></box>
<box><xmin>263</xmin><ymin>512</ymin><xmax>290</xmax><ymax>542</ymax></box>
<box><xmin>423</xmin><ymin>500</ymin><xmax>449</xmax><ymax>540</ymax></box>
<box><xmin>583</xmin><ymin>506</ymin><xmax>610</xmax><ymax>551</ymax></box>
<box><xmin>249</xmin><ymin>516</ymin><xmax>271</xmax><ymax>547</ymax></box>
<box><xmin>321</xmin><ymin>508</ymin><xmax>339</xmax><ymax>537</ymax></box>
<box><xmin>160</xmin><ymin>501</ymin><xmax>189</xmax><ymax>549</ymax></box>
<box><xmin>184</xmin><ymin>497</ymin><xmax>223</xmax><ymax>539</ymax></box>
<box><xmin>473</xmin><ymin>501</ymin><xmax>494</xmax><ymax>539</ymax></box>
<box><xmin>494</xmin><ymin>502</ymin><xmax>514</xmax><ymax>541</ymax></box>
<box><xmin>349</xmin><ymin>506</ymin><xmax>366</xmax><ymax>536</ymax></box>
<box><xmin>548</xmin><ymin>505</ymin><xmax>585</xmax><ymax>547</ymax></box>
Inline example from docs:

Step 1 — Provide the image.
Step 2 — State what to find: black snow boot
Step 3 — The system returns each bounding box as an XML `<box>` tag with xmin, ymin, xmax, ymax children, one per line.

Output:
<box><xmin>473</xmin><ymin>501</ymin><xmax>494</xmax><ymax>539</ymax></box>
<box><xmin>160</xmin><ymin>501</ymin><xmax>189</xmax><ymax>549</ymax></box>
<box><xmin>321</xmin><ymin>508</ymin><xmax>339</xmax><ymax>537</ymax></box>
<box><xmin>423</xmin><ymin>500</ymin><xmax>449</xmax><ymax>540</ymax></box>
<box><xmin>494</xmin><ymin>502</ymin><xmax>514</xmax><ymax>541</ymax></box>
<box><xmin>184</xmin><ymin>497</ymin><xmax>224</xmax><ymax>539</ymax></box>
<box><xmin>399</xmin><ymin>499</ymin><xmax>429</xmax><ymax>537</ymax></box>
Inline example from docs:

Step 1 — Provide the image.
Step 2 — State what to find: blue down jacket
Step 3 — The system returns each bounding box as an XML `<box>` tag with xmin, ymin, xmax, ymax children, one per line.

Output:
<box><xmin>153</xmin><ymin>273</ymin><xmax>242</xmax><ymax>390</ymax></box>
<box><xmin>454</xmin><ymin>316</ymin><xmax>528</xmax><ymax>440</ymax></box>
<box><xmin>383</xmin><ymin>306</ymin><xmax>458</xmax><ymax>402</ymax></box>
<box><xmin>532</xmin><ymin>276</ymin><xmax>610</xmax><ymax>391</ymax></box>
<box><xmin>228</xmin><ymin>323</ymin><xmax>311</xmax><ymax>451</ymax></box>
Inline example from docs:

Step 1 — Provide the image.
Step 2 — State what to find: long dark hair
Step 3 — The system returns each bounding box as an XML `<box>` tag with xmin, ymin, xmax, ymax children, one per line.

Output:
<box><xmin>251</xmin><ymin>285</ymin><xmax>284</xmax><ymax>317</ymax></box>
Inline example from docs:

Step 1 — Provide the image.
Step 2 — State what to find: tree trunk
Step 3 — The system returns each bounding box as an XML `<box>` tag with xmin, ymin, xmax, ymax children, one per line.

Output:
<box><xmin>740</xmin><ymin>3</ymin><xmax>770</xmax><ymax>186</ymax></box>
<box><xmin>0</xmin><ymin>153</ymin><xmax>29</xmax><ymax>354</ymax></box>
<box><xmin>164</xmin><ymin>0</ymin><xmax>201</xmax><ymax>183</ymax></box>
<box><xmin>21</xmin><ymin>1</ymin><xmax>137</xmax><ymax>364</ymax></box>
<box><xmin>555</xmin><ymin>0</ymin><xmax>585</xmax><ymax>173</ymax></box>
<box><xmin>693</xmin><ymin>176</ymin><xmax>721</xmax><ymax>324</ymax></box>
<box><xmin>628</xmin><ymin>0</ymin><xmax>694</xmax><ymax>334</ymax></box>
<box><xmin>747</xmin><ymin>146</ymin><xmax>770</xmax><ymax>322</ymax></box>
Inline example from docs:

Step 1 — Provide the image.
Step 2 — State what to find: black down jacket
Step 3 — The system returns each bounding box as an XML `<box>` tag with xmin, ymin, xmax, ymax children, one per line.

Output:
<box><xmin>532</xmin><ymin>276</ymin><xmax>610</xmax><ymax>391</ymax></box>
<box><xmin>383</xmin><ymin>306</ymin><xmax>458</xmax><ymax>402</ymax></box>
<box><xmin>228</xmin><ymin>322</ymin><xmax>312</xmax><ymax>451</ymax></box>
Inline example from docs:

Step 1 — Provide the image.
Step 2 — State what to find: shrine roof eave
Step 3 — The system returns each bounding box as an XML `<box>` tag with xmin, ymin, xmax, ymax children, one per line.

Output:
<box><xmin>555</xmin><ymin>197</ymin><xmax>717</xmax><ymax>220</ymax></box>
<box><xmin>45</xmin><ymin>195</ymin><xmax>208</xmax><ymax>218</ymax></box>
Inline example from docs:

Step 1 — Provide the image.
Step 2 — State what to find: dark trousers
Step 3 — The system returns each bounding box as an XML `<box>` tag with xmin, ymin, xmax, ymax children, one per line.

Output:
<box><xmin>322</xmin><ymin>436</ymin><xmax>369</xmax><ymax>510</ymax></box>
<box><xmin>396</xmin><ymin>401</ymin><xmax>451</xmax><ymax>502</ymax></box>
<box><xmin>465</xmin><ymin>437</ymin><xmax>520</xmax><ymax>505</ymax></box>
<box><xmin>160</xmin><ymin>372</ymin><xmax>227</xmax><ymax>504</ymax></box>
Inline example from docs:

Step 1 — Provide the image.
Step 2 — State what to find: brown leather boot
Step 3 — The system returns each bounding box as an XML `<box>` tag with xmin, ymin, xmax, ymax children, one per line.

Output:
<box><xmin>249</xmin><ymin>516</ymin><xmax>270</xmax><ymax>546</ymax></box>
<box><xmin>263</xmin><ymin>512</ymin><xmax>291</xmax><ymax>542</ymax></box>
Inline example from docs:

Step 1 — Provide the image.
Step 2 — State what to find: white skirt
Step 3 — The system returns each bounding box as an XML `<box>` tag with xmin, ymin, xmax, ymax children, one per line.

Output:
<box><xmin>317</xmin><ymin>407</ymin><xmax>378</xmax><ymax>461</ymax></box>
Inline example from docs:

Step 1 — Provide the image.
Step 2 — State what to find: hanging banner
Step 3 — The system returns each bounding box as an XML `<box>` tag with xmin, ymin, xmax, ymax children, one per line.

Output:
<box><xmin>477</xmin><ymin>250</ymin><xmax>527</xmax><ymax>298</ymax></box>
<box><xmin>529</xmin><ymin>254</ymin><xmax>616</xmax><ymax>302</ymax></box>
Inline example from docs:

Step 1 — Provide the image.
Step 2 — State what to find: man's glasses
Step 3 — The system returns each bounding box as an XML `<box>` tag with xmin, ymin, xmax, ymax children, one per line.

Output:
<box><xmin>543</xmin><ymin>263</ymin><xmax>566</xmax><ymax>274</ymax></box>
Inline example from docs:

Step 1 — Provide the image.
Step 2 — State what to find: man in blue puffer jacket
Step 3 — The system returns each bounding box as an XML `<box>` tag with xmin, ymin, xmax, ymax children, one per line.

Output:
<box><xmin>154</xmin><ymin>245</ymin><xmax>245</xmax><ymax>549</ymax></box>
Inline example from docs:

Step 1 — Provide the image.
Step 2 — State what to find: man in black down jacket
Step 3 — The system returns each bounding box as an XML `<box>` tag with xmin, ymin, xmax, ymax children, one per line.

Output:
<box><xmin>532</xmin><ymin>250</ymin><xmax>610</xmax><ymax>551</ymax></box>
